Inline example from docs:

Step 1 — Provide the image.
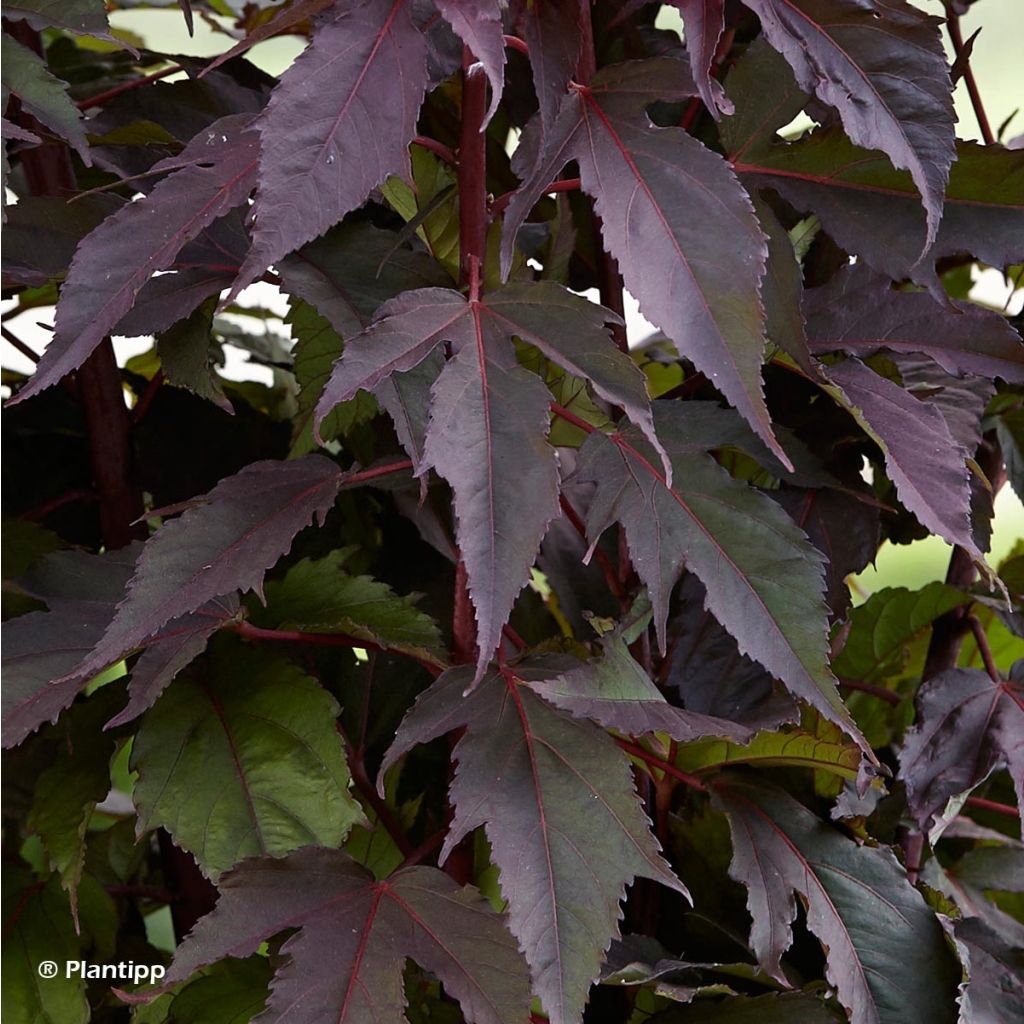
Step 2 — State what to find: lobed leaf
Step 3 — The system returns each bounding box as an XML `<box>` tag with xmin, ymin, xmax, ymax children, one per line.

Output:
<box><xmin>132</xmin><ymin>643</ymin><xmax>364</xmax><ymax>878</ymax></box>
<box><xmin>715</xmin><ymin>775</ymin><xmax>961</xmax><ymax>1024</ymax></box>
<box><xmin>163</xmin><ymin>850</ymin><xmax>532</xmax><ymax>1024</ymax></box>
<box><xmin>382</xmin><ymin>664</ymin><xmax>687</xmax><ymax>1024</ymax></box>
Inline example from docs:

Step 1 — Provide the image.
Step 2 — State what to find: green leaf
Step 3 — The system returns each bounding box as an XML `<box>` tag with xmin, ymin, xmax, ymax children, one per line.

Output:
<box><xmin>675</xmin><ymin>727</ymin><xmax>861</xmax><ymax>780</ymax></box>
<box><xmin>132</xmin><ymin>642</ymin><xmax>364</xmax><ymax>877</ymax></box>
<box><xmin>259</xmin><ymin>550</ymin><xmax>445</xmax><ymax>664</ymax></box>
<box><xmin>1</xmin><ymin>34</ymin><xmax>89</xmax><ymax>162</ymax></box>
<box><xmin>25</xmin><ymin>691</ymin><xmax>119</xmax><ymax>917</ymax></box>
<box><xmin>156</xmin><ymin>297</ymin><xmax>231</xmax><ymax>412</ymax></box>
<box><xmin>163</xmin><ymin>851</ymin><xmax>532</xmax><ymax>1024</ymax></box>
<box><xmin>1</xmin><ymin>872</ymin><xmax>104</xmax><ymax>1024</ymax></box>
<box><xmin>132</xmin><ymin>957</ymin><xmax>270</xmax><ymax>1024</ymax></box>
<box><xmin>714</xmin><ymin>776</ymin><xmax>960</xmax><ymax>1024</ymax></box>
<box><xmin>382</xmin><ymin>664</ymin><xmax>687</xmax><ymax>1024</ymax></box>
<box><xmin>833</xmin><ymin>583</ymin><xmax>970</xmax><ymax>685</ymax></box>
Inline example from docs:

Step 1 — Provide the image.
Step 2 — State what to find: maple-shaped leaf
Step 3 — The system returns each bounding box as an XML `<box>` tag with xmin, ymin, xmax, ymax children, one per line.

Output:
<box><xmin>434</xmin><ymin>0</ymin><xmax>505</xmax><ymax>124</ymax></box>
<box><xmin>161</xmin><ymin>849</ymin><xmax>531</xmax><ymax>1024</ymax></box>
<box><xmin>823</xmin><ymin>358</ymin><xmax>978</xmax><ymax>555</ymax></box>
<box><xmin>898</xmin><ymin>663</ymin><xmax>1024</xmax><ymax>832</ymax></box>
<box><xmin>317</xmin><ymin>280</ymin><xmax>664</xmax><ymax>678</ymax></box>
<box><xmin>805</xmin><ymin>264</ymin><xmax>1024</xmax><ymax>384</ymax></box>
<box><xmin>714</xmin><ymin>775</ymin><xmax>960</xmax><ymax>1024</ymax></box>
<box><xmin>4</xmin><ymin>0</ymin><xmax>110</xmax><ymax>35</ymax></box>
<box><xmin>381</xmin><ymin>664</ymin><xmax>687</xmax><ymax>1024</ymax></box>
<box><xmin>12</xmin><ymin>116</ymin><xmax>258</xmax><ymax>402</ymax></box>
<box><xmin>522</xmin><ymin>0</ymin><xmax>583</xmax><ymax>134</ymax></box>
<box><xmin>739</xmin><ymin>0</ymin><xmax>954</xmax><ymax>251</ymax></box>
<box><xmin>502</xmin><ymin>58</ymin><xmax>790</xmax><ymax>467</ymax></box>
<box><xmin>572</xmin><ymin>403</ymin><xmax>863</xmax><ymax>745</ymax></box>
<box><xmin>233</xmin><ymin>0</ymin><xmax>428</xmax><ymax>294</ymax></box>
<box><xmin>666</xmin><ymin>0</ymin><xmax>732</xmax><ymax>117</ymax></box>
<box><xmin>132</xmin><ymin>643</ymin><xmax>364</xmax><ymax>878</ymax></box>
<box><xmin>1</xmin><ymin>33</ymin><xmax>89</xmax><ymax>162</ymax></box>
<box><xmin>67</xmin><ymin>455</ymin><xmax>342</xmax><ymax>690</ymax></box>
<box><xmin>722</xmin><ymin>39</ymin><xmax>1024</xmax><ymax>289</ymax></box>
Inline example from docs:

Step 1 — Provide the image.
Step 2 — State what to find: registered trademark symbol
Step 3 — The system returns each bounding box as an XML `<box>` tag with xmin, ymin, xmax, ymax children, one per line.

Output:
<box><xmin>38</xmin><ymin>961</ymin><xmax>58</xmax><ymax>979</ymax></box>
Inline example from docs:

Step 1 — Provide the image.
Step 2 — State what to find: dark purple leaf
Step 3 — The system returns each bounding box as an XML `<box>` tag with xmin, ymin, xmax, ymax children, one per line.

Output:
<box><xmin>898</xmin><ymin>664</ymin><xmax>1024</xmax><ymax>831</ymax></box>
<box><xmin>422</xmin><ymin>346</ymin><xmax>559</xmax><ymax>683</ymax></box>
<box><xmin>199</xmin><ymin>0</ymin><xmax>339</xmax><ymax>79</ymax></box>
<box><xmin>714</xmin><ymin>775</ymin><xmax>961</xmax><ymax>1024</ymax></box>
<box><xmin>1</xmin><ymin>546</ymin><xmax>139</xmax><ymax>748</ymax></box>
<box><xmin>3</xmin><ymin>0</ymin><xmax>110</xmax><ymax>36</ymax></box>
<box><xmin>502</xmin><ymin>58</ymin><xmax>791</xmax><ymax>468</ymax></box>
<box><xmin>740</xmin><ymin>0</ymin><xmax>954</xmax><ymax>251</ymax></box>
<box><xmin>104</xmin><ymin>595</ymin><xmax>240</xmax><ymax>729</ymax></box>
<box><xmin>521</xmin><ymin>0</ymin><xmax>582</xmax><ymax>134</ymax></box>
<box><xmin>382</xmin><ymin>664</ymin><xmax>687</xmax><ymax>1024</ymax></box>
<box><xmin>12</xmin><ymin>116</ymin><xmax>258</xmax><ymax>403</ymax></box>
<box><xmin>806</xmin><ymin>264</ymin><xmax>1024</xmax><ymax>384</ymax></box>
<box><xmin>164</xmin><ymin>849</ymin><xmax>532</xmax><ymax>1024</ymax></box>
<box><xmin>951</xmin><ymin>916</ymin><xmax>1024</xmax><ymax>1024</ymax></box>
<box><xmin>233</xmin><ymin>0</ymin><xmax>429</xmax><ymax>294</ymax></box>
<box><xmin>68</xmin><ymin>455</ymin><xmax>342</xmax><ymax>687</ymax></box>
<box><xmin>667</xmin><ymin>0</ymin><xmax>732</xmax><ymax>117</ymax></box>
<box><xmin>434</xmin><ymin>0</ymin><xmax>505</xmax><ymax>123</ymax></box>
<box><xmin>177</xmin><ymin>0</ymin><xmax>194</xmax><ymax>35</ymax></box>
<box><xmin>823</xmin><ymin>358</ymin><xmax>979</xmax><ymax>555</ymax></box>
<box><xmin>573</xmin><ymin>403</ymin><xmax>864</xmax><ymax>746</ymax></box>
<box><xmin>1</xmin><ymin>34</ymin><xmax>89</xmax><ymax>162</ymax></box>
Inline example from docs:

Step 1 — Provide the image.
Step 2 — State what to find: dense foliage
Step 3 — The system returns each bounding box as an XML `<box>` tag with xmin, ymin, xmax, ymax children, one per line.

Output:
<box><xmin>2</xmin><ymin>1</ymin><xmax>1023</xmax><ymax>1022</ymax></box>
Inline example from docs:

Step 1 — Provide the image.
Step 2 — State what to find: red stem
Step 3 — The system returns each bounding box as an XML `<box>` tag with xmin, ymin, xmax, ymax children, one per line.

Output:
<box><xmin>490</xmin><ymin>177</ymin><xmax>580</xmax><ymax>215</ymax></box>
<box><xmin>458</xmin><ymin>51</ymin><xmax>489</xmax><ymax>287</ymax></box>
<box><xmin>615</xmin><ymin>738</ymin><xmax>707</xmax><ymax>792</ymax></box>
<box><xmin>558</xmin><ymin>493</ymin><xmax>625</xmax><ymax>601</ymax></box>
<box><xmin>229</xmin><ymin>619</ymin><xmax>444</xmax><ymax>675</ymax></box>
<box><xmin>132</xmin><ymin>370</ymin><xmax>165</xmax><ymax>424</ymax></box>
<box><xmin>946</xmin><ymin>10</ymin><xmax>994</xmax><ymax>144</ymax></box>
<box><xmin>503</xmin><ymin>34</ymin><xmax>530</xmax><ymax>57</ymax></box>
<box><xmin>838</xmin><ymin>677</ymin><xmax>902</xmax><ymax>707</ymax></box>
<box><xmin>1</xmin><ymin>325</ymin><xmax>40</xmax><ymax>363</ymax></box>
<box><xmin>76</xmin><ymin>64</ymin><xmax>184</xmax><ymax>110</ymax></box>
<box><xmin>412</xmin><ymin>134</ymin><xmax>457</xmax><ymax>168</ymax></box>
<box><xmin>967</xmin><ymin>614</ymin><xmax>1001</xmax><ymax>684</ymax></box>
<box><xmin>965</xmin><ymin>795</ymin><xmax>1020</xmax><ymax>819</ymax></box>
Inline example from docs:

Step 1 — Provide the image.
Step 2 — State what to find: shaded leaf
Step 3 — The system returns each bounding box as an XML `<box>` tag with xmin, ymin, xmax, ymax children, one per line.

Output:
<box><xmin>714</xmin><ymin>775</ymin><xmax>960</xmax><ymax>1024</ymax></box>
<box><xmin>1</xmin><ymin>546</ymin><xmax>140</xmax><ymax>747</ymax></box>
<box><xmin>12</xmin><ymin>116</ymin><xmax>258</xmax><ymax>402</ymax></box>
<box><xmin>156</xmin><ymin>298</ymin><xmax>231</xmax><ymax>411</ymax></box>
<box><xmin>3</xmin><ymin>0</ymin><xmax>110</xmax><ymax>36</ymax></box>
<box><xmin>805</xmin><ymin>264</ymin><xmax>1024</xmax><ymax>384</ymax></box>
<box><xmin>70</xmin><ymin>455</ymin><xmax>342</xmax><ymax>687</ymax></box>
<box><xmin>1</xmin><ymin>34</ymin><xmax>88</xmax><ymax>161</ymax></box>
<box><xmin>137</xmin><ymin>957</ymin><xmax>270</xmax><ymax>1024</ymax></box>
<box><xmin>824</xmin><ymin>358</ymin><xmax>978</xmax><ymax>555</ymax></box>
<box><xmin>740</xmin><ymin>0</ymin><xmax>954</xmax><ymax>250</ymax></box>
<box><xmin>234</xmin><ymin>0</ymin><xmax>429</xmax><ymax>293</ymax></box>
<box><xmin>132</xmin><ymin>643</ymin><xmax>363</xmax><ymax>878</ymax></box>
<box><xmin>653</xmin><ymin>991</ymin><xmax>841</xmax><ymax>1023</ymax></box>
<box><xmin>573</xmin><ymin>403</ymin><xmax>860</xmax><ymax>743</ymax></box>
<box><xmin>898</xmin><ymin>663</ymin><xmax>1024</xmax><ymax>831</ymax></box>
<box><xmin>950</xmin><ymin>916</ymin><xmax>1024</xmax><ymax>1024</ymax></box>
<box><xmin>163</xmin><ymin>850</ymin><xmax>532</xmax><ymax>1024</ymax></box>
<box><xmin>1</xmin><ymin>873</ymin><xmax>90</xmax><ymax>1024</ymax></box>
<box><xmin>382</xmin><ymin>664</ymin><xmax>687</xmax><ymax>1024</ymax></box>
